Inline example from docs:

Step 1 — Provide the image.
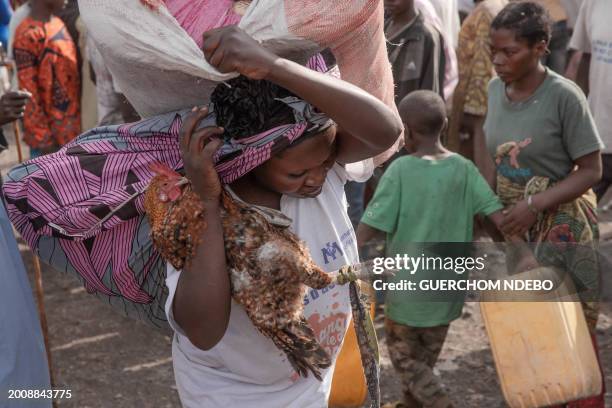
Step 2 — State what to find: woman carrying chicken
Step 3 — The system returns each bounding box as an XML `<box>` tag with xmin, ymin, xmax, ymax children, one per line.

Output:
<box><xmin>158</xmin><ymin>26</ymin><xmax>400</xmax><ymax>407</ymax></box>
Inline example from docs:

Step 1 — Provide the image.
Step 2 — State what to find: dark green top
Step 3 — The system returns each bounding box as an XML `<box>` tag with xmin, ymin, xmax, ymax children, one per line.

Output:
<box><xmin>485</xmin><ymin>69</ymin><xmax>604</xmax><ymax>186</ymax></box>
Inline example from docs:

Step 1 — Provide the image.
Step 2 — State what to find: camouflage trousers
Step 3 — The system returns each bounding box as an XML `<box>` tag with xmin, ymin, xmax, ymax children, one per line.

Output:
<box><xmin>385</xmin><ymin>318</ymin><xmax>454</xmax><ymax>408</ymax></box>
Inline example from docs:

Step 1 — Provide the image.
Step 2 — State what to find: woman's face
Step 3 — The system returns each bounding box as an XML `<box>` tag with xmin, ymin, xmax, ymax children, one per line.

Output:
<box><xmin>490</xmin><ymin>28</ymin><xmax>546</xmax><ymax>84</ymax></box>
<box><xmin>253</xmin><ymin>126</ymin><xmax>337</xmax><ymax>198</ymax></box>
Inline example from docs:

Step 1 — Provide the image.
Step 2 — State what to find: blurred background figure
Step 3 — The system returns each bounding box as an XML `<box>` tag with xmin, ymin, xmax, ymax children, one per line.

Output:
<box><xmin>426</xmin><ymin>0</ymin><xmax>460</xmax><ymax>48</ymax></box>
<box><xmin>386</xmin><ymin>0</ymin><xmax>447</xmax><ymax>103</ymax></box>
<box><xmin>75</xmin><ymin>15</ymin><xmax>97</xmax><ymax>131</ymax></box>
<box><xmin>458</xmin><ymin>0</ymin><xmax>475</xmax><ymax>23</ymax></box>
<box><xmin>87</xmin><ymin>37</ymin><xmax>140</xmax><ymax>126</ymax></box>
<box><xmin>532</xmin><ymin>0</ymin><xmax>570</xmax><ymax>73</ymax></box>
<box><xmin>0</xmin><ymin>0</ymin><xmax>12</xmax><ymax>50</ymax></box>
<box><xmin>55</xmin><ymin>0</ymin><xmax>79</xmax><ymax>65</ymax></box>
<box><xmin>415</xmin><ymin>0</ymin><xmax>458</xmax><ymax>101</ymax></box>
<box><xmin>13</xmin><ymin>0</ymin><xmax>80</xmax><ymax>158</ymax></box>
<box><xmin>7</xmin><ymin>0</ymin><xmax>29</xmax><ymax>59</ymax></box>
<box><xmin>567</xmin><ymin>0</ymin><xmax>612</xmax><ymax>208</ymax></box>
<box><xmin>0</xmin><ymin>89</ymin><xmax>52</xmax><ymax>408</ymax></box>
<box><xmin>448</xmin><ymin>0</ymin><xmax>507</xmax><ymax>163</ymax></box>
<box><xmin>559</xmin><ymin>0</ymin><xmax>583</xmax><ymax>35</ymax></box>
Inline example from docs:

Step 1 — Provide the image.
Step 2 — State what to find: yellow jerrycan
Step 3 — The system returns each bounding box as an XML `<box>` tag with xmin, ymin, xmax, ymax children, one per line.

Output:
<box><xmin>480</xmin><ymin>267</ymin><xmax>602</xmax><ymax>408</ymax></box>
<box><xmin>329</xmin><ymin>283</ymin><xmax>376</xmax><ymax>407</ymax></box>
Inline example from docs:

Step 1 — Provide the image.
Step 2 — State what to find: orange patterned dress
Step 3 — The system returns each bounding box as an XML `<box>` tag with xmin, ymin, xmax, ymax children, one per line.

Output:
<box><xmin>14</xmin><ymin>16</ymin><xmax>80</xmax><ymax>150</ymax></box>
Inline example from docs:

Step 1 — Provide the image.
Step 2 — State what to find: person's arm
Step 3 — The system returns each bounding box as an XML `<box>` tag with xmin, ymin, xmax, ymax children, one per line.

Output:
<box><xmin>483</xmin><ymin>211</ymin><xmax>505</xmax><ymax>242</ymax></box>
<box><xmin>14</xmin><ymin>25</ymin><xmax>54</xmax><ymax>149</ymax></box>
<box><xmin>565</xmin><ymin>51</ymin><xmax>590</xmax><ymax>95</ymax></box>
<box><xmin>501</xmin><ymin>151</ymin><xmax>602</xmax><ymax>237</ymax></box>
<box><xmin>0</xmin><ymin>90</ymin><xmax>30</xmax><ymax>125</ymax></box>
<box><xmin>356</xmin><ymin>223</ymin><xmax>385</xmax><ymax>249</ymax></box>
<box><xmin>172</xmin><ymin>107</ymin><xmax>230</xmax><ymax>351</ymax></box>
<box><xmin>566</xmin><ymin>2</ymin><xmax>591</xmax><ymax>94</ymax></box>
<box><xmin>565</xmin><ymin>50</ymin><xmax>581</xmax><ymax>81</ymax></box>
<box><xmin>201</xmin><ymin>26</ymin><xmax>403</xmax><ymax>165</ymax></box>
<box><xmin>356</xmin><ymin>162</ymin><xmax>400</xmax><ymax>257</ymax></box>
<box><xmin>575</xmin><ymin>52</ymin><xmax>590</xmax><ymax>96</ymax></box>
<box><xmin>532</xmin><ymin>151</ymin><xmax>601</xmax><ymax>210</ymax></box>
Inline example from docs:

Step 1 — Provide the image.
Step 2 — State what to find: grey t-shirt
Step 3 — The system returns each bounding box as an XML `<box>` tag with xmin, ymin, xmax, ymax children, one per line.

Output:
<box><xmin>485</xmin><ymin>69</ymin><xmax>603</xmax><ymax>185</ymax></box>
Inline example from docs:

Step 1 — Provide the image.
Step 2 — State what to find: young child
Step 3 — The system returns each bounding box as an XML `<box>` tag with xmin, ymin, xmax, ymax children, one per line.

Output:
<box><xmin>13</xmin><ymin>0</ymin><xmax>80</xmax><ymax>158</ymax></box>
<box><xmin>357</xmin><ymin>90</ymin><xmax>504</xmax><ymax>408</ymax></box>
<box><xmin>165</xmin><ymin>27</ymin><xmax>402</xmax><ymax>407</ymax></box>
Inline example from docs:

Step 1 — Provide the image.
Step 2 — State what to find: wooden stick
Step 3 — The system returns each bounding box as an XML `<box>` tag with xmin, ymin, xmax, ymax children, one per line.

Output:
<box><xmin>32</xmin><ymin>256</ymin><xmax>56</xmax><ymax>391</ymax></box>
<box><xmin>12</xmin><ymin>121</ymin><xmax>23</xmax><ymax>163</ymax></box>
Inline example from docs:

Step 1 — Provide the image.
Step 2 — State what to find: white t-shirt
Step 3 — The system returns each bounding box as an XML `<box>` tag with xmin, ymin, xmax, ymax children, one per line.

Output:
<box><xmin>569</xmin><ymin>0</ymin><xmax>612</xmax><ymax>153</ymax></box>
<box><xmin>560</xmin><ymin>0</ymin><xmax>583</xmax><ymax>29</ymax></box>
<box><xmin>426</xmin><ymin>0</ymin><xmax>460</xmax><ymax>48</ymax></box>
<box><xmin>165</xmin><ymin>164</ymin><xmax>359</xmax><ymax>408</ymax></box>
<box><xmin>7</xmin><ymin>3</ymin><xmax>30</xmax><ymax>58</ymax></box>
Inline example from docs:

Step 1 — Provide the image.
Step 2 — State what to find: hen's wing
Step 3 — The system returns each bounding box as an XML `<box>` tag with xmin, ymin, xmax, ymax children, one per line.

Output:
<box><xmin>267</xmin><ymin>230</ymin><xmax>334</xmax><ymax>290</ymax></box>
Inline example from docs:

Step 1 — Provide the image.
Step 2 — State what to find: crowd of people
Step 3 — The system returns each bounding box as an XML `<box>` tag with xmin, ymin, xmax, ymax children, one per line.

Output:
<box><xmin>0</xmin><ymin>1</ymin><xmax>610</xmax><ymax>408</ymax></box>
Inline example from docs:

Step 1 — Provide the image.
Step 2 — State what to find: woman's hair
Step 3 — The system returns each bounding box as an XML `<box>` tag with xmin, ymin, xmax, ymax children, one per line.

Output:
<box><xmin>491</xmin><ymin>2</ymin><xmax>551</xmax><ymax>46</ymax></box>
<box><xmin>211</xmin><ymin>76</ymin><xmax>296</xmax><ymax>140</ymax></box>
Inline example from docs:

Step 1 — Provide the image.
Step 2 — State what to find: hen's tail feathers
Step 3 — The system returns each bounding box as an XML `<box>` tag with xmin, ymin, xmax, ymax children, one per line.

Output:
<box><xmin>267</xmin><ymin>318</ymin><xmax>331</xmax><ymax>381</ymax></box>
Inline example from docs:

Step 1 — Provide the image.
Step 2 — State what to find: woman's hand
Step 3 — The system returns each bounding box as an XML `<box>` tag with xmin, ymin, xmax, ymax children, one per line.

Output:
<box><xmin>202</xmin><ymin>26</ymin><xmax>278</xmax><ymax>80</ymax></box>
<box><xmin>500</xmin><ymin>200</ymin><xmax>538</xmax><ymax>237</ymax></box>
<box><xmin>0</xmin><ymin>90</ymin><xmax>31</xmax><ymax>126</ymax></box>
<box><xmin>180</xmin><ymin>107</ymin><xmax>225</xmax><ymax>204</ymax></box>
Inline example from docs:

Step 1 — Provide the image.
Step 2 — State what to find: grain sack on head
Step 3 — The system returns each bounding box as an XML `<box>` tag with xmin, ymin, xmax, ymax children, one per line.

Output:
<box><xmin>77</xmin><ymin>0</ymin><xmax>402</xmax><ymax>165</ymax></box>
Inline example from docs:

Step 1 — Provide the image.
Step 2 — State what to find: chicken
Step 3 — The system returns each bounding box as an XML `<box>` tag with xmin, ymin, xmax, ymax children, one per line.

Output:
<box><xmin>144</xmin><ymin>163</ymin><xmax>205</xmax><ymax>271</ymax></box>
<box><xmin>144</xmin><ymin>163</ymin><xmax>335</xmax><ymax>379</ymax></box>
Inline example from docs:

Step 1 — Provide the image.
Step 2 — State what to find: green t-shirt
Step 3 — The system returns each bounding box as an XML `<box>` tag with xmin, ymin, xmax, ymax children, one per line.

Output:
<box><xmin>361</xmin><ymin>154</ymin><xmax>502</xmax><ymax>327</ymax></box>
<box><xmin>484</xmin><ymin>69</ymin><xmax>604</xmax><ymax>186</ymax></box>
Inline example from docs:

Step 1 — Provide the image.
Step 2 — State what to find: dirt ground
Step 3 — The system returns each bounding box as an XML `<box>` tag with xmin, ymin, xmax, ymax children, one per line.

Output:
<box><xmin>2</xmin><ymin>130</ymin><xmax>612</xmax><ymax>408</ymax></box>
<box><xmin>15</xmin><ymin>240</ymin><xmax>612</xmax><ymax>408</ymax></box>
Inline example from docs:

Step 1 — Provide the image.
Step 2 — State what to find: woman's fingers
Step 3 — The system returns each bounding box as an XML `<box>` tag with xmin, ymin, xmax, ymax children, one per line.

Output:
<box><xmin>501</xmin><ymin>217</ymin><xmax>518</xmax><ymax>235</ymax></box>
<box><xmin>202</xmin><ymin>137</ymin><xmax>224</xmax><ymax>158</ymax></box>
<box><xmin>180</xmin><ymin>107</ymin><xmax>209</xmax><ymax>156</ymax></box>
<box><xmin>202</xmin><ymin>28</ymin><xmax>223</xmax><ymax>60</ymax></box>
<box><xmin>3</xmin><ymin>97</ymin><xmax>29</xmax><ymax>107</ymax></box>
<box><xmin>191</xmin><ymin>127</ymin><xmax>224</xmax><ymax>155</ymax></box>
<box><xmin>207</xmin><ymin>46</ymin><xmax>227</xmax><ymax>71</ymax></box>
<box><xmin>6</xmin><ymin>111</ymin><xmax>23</xmax><ymax>120</ymax></box>
<box><xmin>1</xmin><ymin>106</ymin><xmax>24</xmax><ymax>120</ymax></box>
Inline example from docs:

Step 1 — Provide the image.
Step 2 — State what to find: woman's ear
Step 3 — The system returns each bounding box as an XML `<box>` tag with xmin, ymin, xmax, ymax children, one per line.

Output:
<box><xmin>534</xmin><ymin>39</ymin><xmax>549</xmax><ymax>59</ymax></box>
